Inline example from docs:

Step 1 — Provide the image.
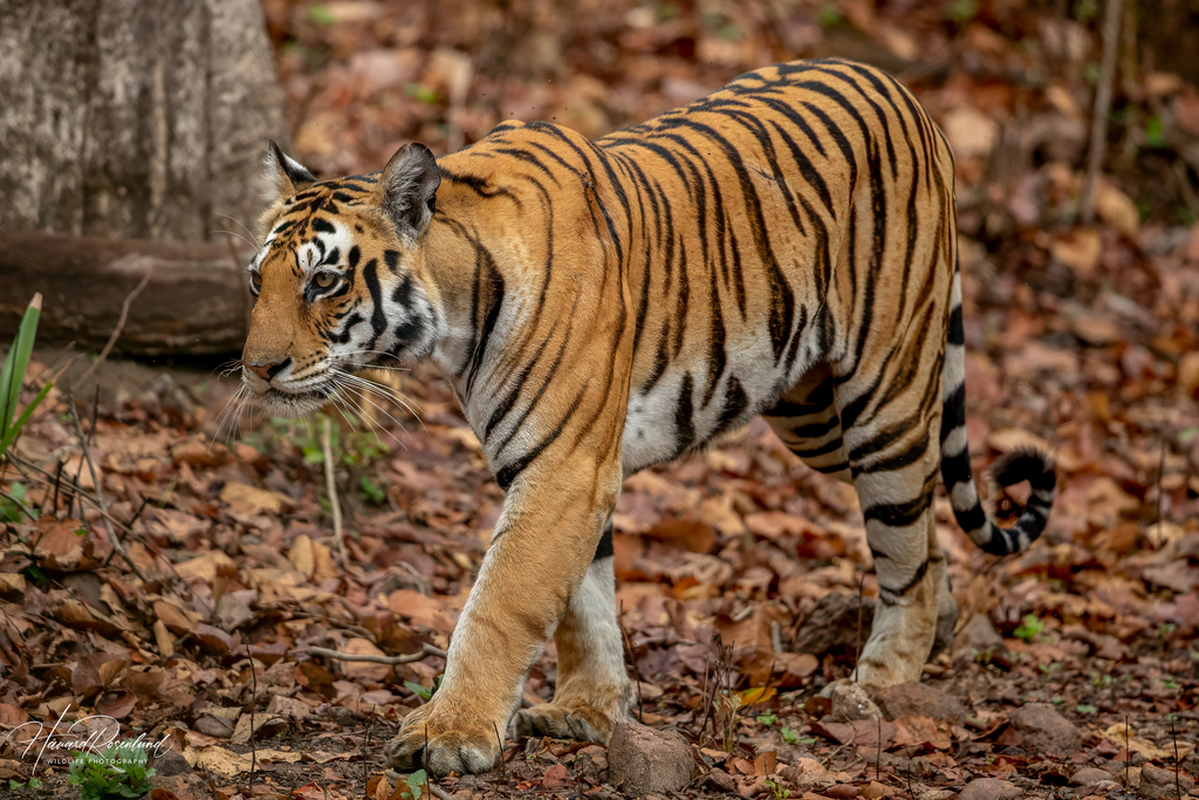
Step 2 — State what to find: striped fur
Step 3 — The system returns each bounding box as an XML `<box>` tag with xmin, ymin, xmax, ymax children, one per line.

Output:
<box><xmin>240</xmin><ymin>59</ymin><xmax>1056</xmax><ymax>775</ymax></box>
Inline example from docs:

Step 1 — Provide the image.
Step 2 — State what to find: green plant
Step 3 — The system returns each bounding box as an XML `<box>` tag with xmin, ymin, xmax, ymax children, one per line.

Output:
<box><xmin>1</xmin><ymin>294</ymin><xmax>52</xmax><ymax>459</ymax></box>
<box><xmin>359</xmin><ymin>475</ymin><xmax>386</xmax><ymax>504</ymax></box>
<box><xmin>399</xmin><ymin>768</ymin><xmax>428</xmax><ymax>799</ymax></box>
<box><xmin>8</xmin><ymin>777</ymin><xmax>44</xmax><ymax>790</ymax></box>
<box><xmin>1075</xmin><ymin>703</ymin><xmax>1098</xmax><ymax>715</ymax></box>
<box><xmin>764</xmin><ymin>777</ymin><xmax>791</xmax><ymax>800</ymax></box>
<box><xmin>947</xmin><ymin>0</ymin><xmax>978</xmax><ymax>23</ymax></box>
<box><xmin>405</xmin><ymin>675</ymin><xmax>442</xmax><ymax>702</ymax></box>
<box><xmin>817</xmin><ymin>5</ymin><xmax>843</xmax><ymax>27</ymax></box>
<box><xmin>780</xmin><ymin>727</ymin><xmax>814</xmax><ymax>746</ymax></box>
<box><xmin>1013</xmin><ymin>614</ymin><xmax>1045</xmax><ymax>643</ymax></box>
<box><xmin>756</xmin><ymin>713</ymin><xmax>778</xmax><ymax>726</ymax></box>
<box><xmin>66</xmin><ymin>745</ymin><xmax>156</xmax><ymax>799</ymax></box>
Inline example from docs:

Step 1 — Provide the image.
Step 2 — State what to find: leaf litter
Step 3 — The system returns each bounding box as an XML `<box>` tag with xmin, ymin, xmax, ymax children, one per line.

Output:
<box><xmin>3</xmin><ymin>0</ymin><xmax>1199</xmax><ymax>798</ymax></box>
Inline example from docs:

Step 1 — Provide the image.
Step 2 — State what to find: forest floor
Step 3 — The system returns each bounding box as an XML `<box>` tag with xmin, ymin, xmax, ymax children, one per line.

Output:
<box><xmin>2</xmin><ymin>1</ymin><xmax>1199</xmax><ymax>799</ymax></box>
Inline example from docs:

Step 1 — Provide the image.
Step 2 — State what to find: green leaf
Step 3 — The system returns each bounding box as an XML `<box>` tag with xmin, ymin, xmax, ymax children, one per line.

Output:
<box><xmin>1</xmin><ymin>294</ymin><xmax>42</xmax><ymax>448</ymax></box>
<box><xmin>404</xmin><ymin>680</ymin><xmax>432</xmax><ymax>700</ymax></box>
<box><xmin>405</xmin><ymin>769</ymin><xmax>428</xmax><ymax>799</ymax></box>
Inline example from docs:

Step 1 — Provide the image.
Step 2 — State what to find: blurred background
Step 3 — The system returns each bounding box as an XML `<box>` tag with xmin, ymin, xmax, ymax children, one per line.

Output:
<box><xmin>0</xmin><ymin>1</ymin><xmax>1196</xmax><ymax>795</ymax></box>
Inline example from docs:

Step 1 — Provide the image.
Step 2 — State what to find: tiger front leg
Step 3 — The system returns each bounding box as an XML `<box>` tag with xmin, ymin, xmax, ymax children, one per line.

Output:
<box><xmin>384</xmin><ymin>464</ymin><xmax>623</xmax><ymax>775</ymax></box>
<box><xmin>514</xmin><ymin>523</ymin><xmax>634</xmax><ymax>743</ymax></box>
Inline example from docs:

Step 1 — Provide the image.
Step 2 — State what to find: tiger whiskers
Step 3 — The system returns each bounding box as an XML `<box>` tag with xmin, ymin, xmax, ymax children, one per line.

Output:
<box><xmin>214</xmin><ymin>212</ymin><xmax>262</xmax><ymax>253</ymax></box>
<box><xmin>329</xmin><ymin>369</ymin><xmax>422</xmax><ymax>444</ymax></box>
<box><xmin>210</xmin><ymin>382</ymin><xmax>254</xmax><ymax>452</ymax></box>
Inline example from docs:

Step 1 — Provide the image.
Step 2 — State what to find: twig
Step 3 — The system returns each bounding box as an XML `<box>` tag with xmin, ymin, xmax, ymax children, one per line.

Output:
<box><xmin>876</xmin><ymin>715</ymin><xmax>882</xmax><ymax>782</ymax></box>
<box><xmin>66</xmin><ymin>397</ymin><xmax>146</xmax><ymax>581</ymax></box>
<box><xmin>71</xmin><ymin>269</ymin><xmax>152</xmax><ymax>394</ymax></box>
<box><xmin>248</xmin><ymin>644</ymin><xmax>259</xmax><ymax>781</ymax></box>
<box><xmin>0</xmin><ymin>489</ymin><xmax>37</xmax><ymax>521</ymax></box>
<box><xmin>617</xmin><ymin>599</ymin><xmax>643</xmax><ymax>723</ymax></box>
<box><xmin>1125</xmin><ymin>714</ymin><xmax>1130</xmax><ymax>788</ymax></box>
<box><xmin>1078</xmin><ymin>0</ymin><xmax>1124</xmax><ymax>225</ymax></box>
<box><xmin>321</xmin><ymin>416</ymin><xmax>347</xmax><ymax>559</ymax></box>
<box><xmin>306</xmin><ymin>643</ymin><xmax>447</xmax><ymax>665</ymax></box>
<box><xmin>854</xmin><ymin>573</ymin><xmax>866</xmax><ymax>682</ymax></box>
<box><xmin>1170</xmin><ymin>715</ymin><xmax>1181</xmax><ymax>800</ymax></box>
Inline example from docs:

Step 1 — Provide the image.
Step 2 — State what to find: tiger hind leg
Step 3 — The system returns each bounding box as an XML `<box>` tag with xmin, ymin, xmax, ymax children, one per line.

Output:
<box><xmin>772</xmin><ymin>367</ymin><xmax>959</xmax><ymax>671</ymax></box>
<box><xmin>514</xmin><ymin>523</ymin><xmax>633</xmax><ymax>743</ymax></box>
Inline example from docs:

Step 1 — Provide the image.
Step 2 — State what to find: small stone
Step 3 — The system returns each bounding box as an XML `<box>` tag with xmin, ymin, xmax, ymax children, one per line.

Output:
<box><xmin>958</xmin><ymin>777</ymin><xmax>1023</xmax><ymax>800</ymax></box>
<box><xmin>827</xmin><ymin>681</ymin><xmax>881</xmax><ymax>722</ymax></box>
<box><xmin>150</xmin><ymin>748</ymin><xmax>192</xmax><ymax>777</ymax></box>
<box><xmin>608</xmin><ymin>722</ymin><xmax>693</xmax><ymax>796</ymax></box>
<box><xmin>1070</xmin><ymin>767</ymin><xmax>1113</xmax><ymax>787</ymax></box>
<box><xmin>1138</xmin><ymin>764</ymin><xmax>1194</xmax><ymax>800</ymax></box>
<box><xmin>704</xmin><ymin>768</ymin><xmax>737</xmax><ymax>793</ymax></box>
<box><xmin>1008</xmin><ymin>703</ymin><xmax>1082</xmax><ymax>756</ymax></box>
<box><xmin>875</xmin><ymin>681</ymin><xmax>968</xmax><ymax>725</ymax></box>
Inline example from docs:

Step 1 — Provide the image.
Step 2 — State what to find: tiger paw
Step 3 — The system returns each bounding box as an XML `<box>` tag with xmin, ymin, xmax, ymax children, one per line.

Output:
<box><xmin>383</xmin><ymin>701</ymin><xmax>504</xmax><ymax>775</ymax></box>
<box><xmin>514</xmin><ymin>701</ymin><xmax>621</xmax><ymax>743</ymax></box>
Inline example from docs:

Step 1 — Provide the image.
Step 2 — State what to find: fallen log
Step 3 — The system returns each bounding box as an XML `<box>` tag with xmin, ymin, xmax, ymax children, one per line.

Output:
<box><xmin>0</xmin><ymin>230</ymin><xmax>254</xmax><ymax>356</ymax></box>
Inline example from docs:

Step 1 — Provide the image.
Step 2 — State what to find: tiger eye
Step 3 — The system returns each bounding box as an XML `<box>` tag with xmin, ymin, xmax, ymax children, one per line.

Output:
<box><xmin>249</xmin><ymin>272</ymin><xmax>262</xmax><ymax>292</ymax></box>
<box><xmin>314</xmin><ymin>272</ymin><xmax>337</xmax><ymax>290</ymax></box>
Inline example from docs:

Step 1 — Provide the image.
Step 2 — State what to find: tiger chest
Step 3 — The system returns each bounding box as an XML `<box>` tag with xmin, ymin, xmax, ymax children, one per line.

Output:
<box><xmin>619</xmin><ymin>326</ymin><xmax>812</xmax><ymax>475</ymax></box>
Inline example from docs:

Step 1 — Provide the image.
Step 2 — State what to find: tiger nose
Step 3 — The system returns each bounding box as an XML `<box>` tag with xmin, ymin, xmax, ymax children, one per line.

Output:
<box><xmin>243</xmin><ymin>358</ymin><xmax>289</xmax><ymax>382</ymax></box>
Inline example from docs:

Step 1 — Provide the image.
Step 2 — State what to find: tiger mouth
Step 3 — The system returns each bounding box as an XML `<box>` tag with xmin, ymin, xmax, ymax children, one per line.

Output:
<box><xmin>253</xmin><ymin>383</ymin><xmax>334</xmax><ymax>417</ymax></box>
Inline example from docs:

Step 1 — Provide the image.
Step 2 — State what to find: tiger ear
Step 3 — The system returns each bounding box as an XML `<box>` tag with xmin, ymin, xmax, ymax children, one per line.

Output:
<box><xmin>380</xmin><ymin>143</ymin><xmax>440</xmax><ymax>244</ymax></box>
<box><xmin>264</xmin><ymin>140</ymin><xmax>316</xmax><ymax>203</ymax></box>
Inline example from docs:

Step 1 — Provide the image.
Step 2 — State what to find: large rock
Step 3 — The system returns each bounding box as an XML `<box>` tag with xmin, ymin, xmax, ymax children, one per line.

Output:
<box><xmin>959</xmin><ymin>777</ymin><xmax>1023</xmax><ymax>800</ymax></box>
<box><xmin>1008</xmin><ymin>703</ymin><xmax>1082</xmax><ymax>756</ymax></box>
<box><xmin>607</xmin><ymin>722</ymin><xmax>693</xmax><ymax>796</ymax></box>
<box><xmin>875</xmin><ymin>681</ymin><xmax>967</xmax><ymax>725</ymax></box>
<box><xmin>1138</xmin><ymin>764</ymin><xmax>1194</xmax><ymax>800</ymax></box>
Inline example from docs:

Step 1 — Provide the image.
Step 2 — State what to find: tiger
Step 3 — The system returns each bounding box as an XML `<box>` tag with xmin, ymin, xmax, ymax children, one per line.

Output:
<box><xmin>239</xmin><ymin>58</ymin><xmax>1056</xmax><ymax>775</ymax></box>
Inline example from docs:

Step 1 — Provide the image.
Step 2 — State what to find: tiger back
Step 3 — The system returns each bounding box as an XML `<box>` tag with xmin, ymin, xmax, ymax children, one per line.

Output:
<box><xmin>240</xmin><ymin>58</ymin><xmax>1055</xmax><ymax>776</ymax></box>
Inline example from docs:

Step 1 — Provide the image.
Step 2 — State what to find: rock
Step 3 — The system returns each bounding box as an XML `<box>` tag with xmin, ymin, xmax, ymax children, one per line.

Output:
<box><xmin>793</xmin><ymin>592</ymin><xmax>875</xmax><ymax>656</ymax></box>
<box><xmin>875</xmin><ymin>681</ymin><xmax>967</xmax><ymax>725</ymax></box>
<box><xmin>1138</xmin><ymin>764</ymin><xmax>1194</xmax><ymax>799</ymax></box>
<box><xmin>574</xmin><ymin>744</ymin><xmax>608</xmax><ymax>781</ymax></box>
<box><xmin>704</xmin><ymin>768</ymin><xmax>737</xmax><ymax>793</ymax></box>
<box><xmin>1008</xmin><ymin>703</ymin><xmax>1082</xmax><ymax>756</ymax></box>
<box><xmin>1070</xmin><ymin>767</ymin><xmax>1113</xmax><ymax>787</ymax></box>
<box><xmin>953</xmin><ymin>613</ymin><xmax>1007</xmax><ymax>657</ymax></box>
<box><xmin>958</xmin><ymin>777</ymin><xmax>1023</xmax><ymax>800</ymax></box>
<box><xmin>607</xmin><ymin>722</ymin><xmax>693</xmax><ymax>796</ymax></box>
<box><xmin>150</xmin><ymin>748</ymin><xmax>192</xmax><ymax>777</ymax></box>
<box><xmin>826</xmin><ymin>681</ymin><xmax>881</xmax><ymax>722</ymax></box>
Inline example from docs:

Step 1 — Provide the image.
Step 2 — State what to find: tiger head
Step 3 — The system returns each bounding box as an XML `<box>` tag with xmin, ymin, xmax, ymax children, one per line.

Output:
<box><xmin>240</xmin><ymin>141</ymin><xmax>444</xmax><ymax>417</ymax></box>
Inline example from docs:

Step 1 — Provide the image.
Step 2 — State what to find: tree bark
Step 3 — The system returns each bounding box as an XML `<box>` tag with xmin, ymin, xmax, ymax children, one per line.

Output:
<box><xmin>0</xmin><ymin>0</ymin><xmax>287</xmax><ymax>243</ymax></box>
<box><xmin>0</xmin><ymin>231</ymin><xmax>252</xmax><ymax>356</ymax></box>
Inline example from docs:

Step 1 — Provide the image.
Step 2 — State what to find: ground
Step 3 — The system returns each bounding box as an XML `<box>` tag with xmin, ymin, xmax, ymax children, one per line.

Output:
<box><xmin>1</xmin><ymin>1</ymin><xmax>1198</xmax><ymax>799</ymax></box>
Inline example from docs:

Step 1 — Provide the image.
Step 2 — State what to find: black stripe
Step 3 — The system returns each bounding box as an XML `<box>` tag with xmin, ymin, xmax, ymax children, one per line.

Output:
<box><xmin>674</xmin><ymin>373</ymin><xmax>696</xmax><ymax>456</ymax></box>
<box><xmin>593</xmin><ymin>520</ymin><xmax>615</xmax><ymax>561</ymax></box>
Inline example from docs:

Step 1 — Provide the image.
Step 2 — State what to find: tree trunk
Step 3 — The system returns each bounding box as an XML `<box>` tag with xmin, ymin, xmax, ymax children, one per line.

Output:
<box><xmin>0</xmin><ymin>0</ymin><xmax>287</xmax><ymax>243</ymax></box>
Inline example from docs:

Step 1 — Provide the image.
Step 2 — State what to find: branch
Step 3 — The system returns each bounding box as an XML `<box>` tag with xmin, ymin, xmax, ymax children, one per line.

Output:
<box><xmin>71</xmin><ymin>268</ymin><xmax>153</xmax><ymax>394</ymax></box>
<box><xmin>1079</xmin><ymin>0</ymin><xmax>1124</xmax><ymax>225</ymax></box>
<box><xmin>306</xmin><ymin>642</ymin><xmax>447</xmax><ymax>665</ymax></box>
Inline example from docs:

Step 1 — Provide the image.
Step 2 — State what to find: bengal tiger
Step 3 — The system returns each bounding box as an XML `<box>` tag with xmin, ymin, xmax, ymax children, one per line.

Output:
<box><xmin>239</xmin><ymin>58</ymin><xmax>1056</xmax><ymax>774</ymax></box>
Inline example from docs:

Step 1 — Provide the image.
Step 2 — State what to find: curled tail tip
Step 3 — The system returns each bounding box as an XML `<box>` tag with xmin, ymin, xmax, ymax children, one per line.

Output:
<box><xmin>991</xmin><ymin>447</ymin><xmax>1057</xmax><ymax>494</ymax></box>
<box><xmin>977</xmin><ymin>446</ymin><xmax>1056</xmax><ymax>556</ymax></box>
